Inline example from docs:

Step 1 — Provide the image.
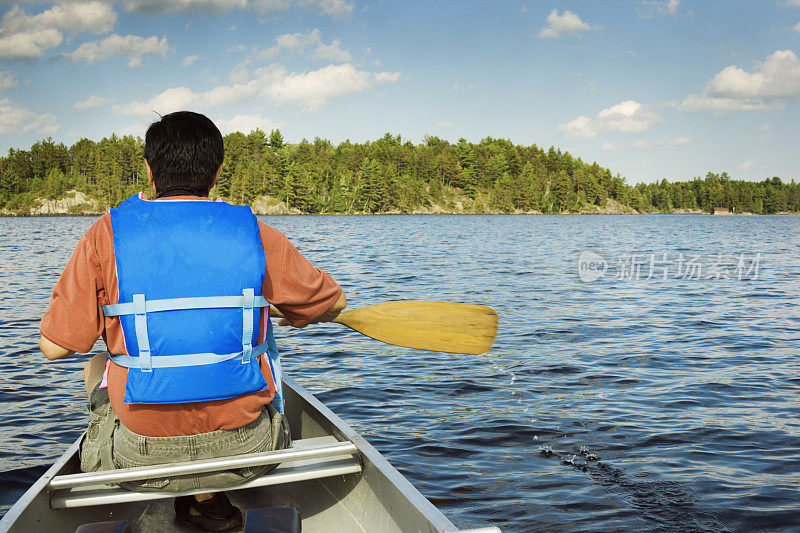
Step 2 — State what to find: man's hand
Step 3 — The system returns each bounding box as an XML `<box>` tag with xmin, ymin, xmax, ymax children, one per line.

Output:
<box><xmin>39</xmin><ymin>334</ymin><xmax>76</xmax><ymax>360</ymax></box>
<box><xmin>278</xmin><ymin>291</ymin><xmax>347</xmax><ymax>328</ymax></box>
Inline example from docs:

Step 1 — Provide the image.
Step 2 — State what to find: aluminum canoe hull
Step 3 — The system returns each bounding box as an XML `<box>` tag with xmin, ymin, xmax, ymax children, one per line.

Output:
<box><xmin>0</xmin><ymin>376</ymin><xmax>457</xmax><ymax>533</ymax></box>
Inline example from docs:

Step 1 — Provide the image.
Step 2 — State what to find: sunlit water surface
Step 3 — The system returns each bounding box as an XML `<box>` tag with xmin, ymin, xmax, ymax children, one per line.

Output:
<box><xmin>1</xmin><ymin>214</ymin><xmax>798</xmax><ymax>532</ymax></box>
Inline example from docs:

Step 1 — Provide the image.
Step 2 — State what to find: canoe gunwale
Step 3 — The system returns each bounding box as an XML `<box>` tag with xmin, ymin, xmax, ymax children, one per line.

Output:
<box><xmin>0</xmin><ymin>436</ymin><xmax>82</xmax><ymax>530</ymax></box>
<box><xmin>283</xmin><ymin>376</ymin><xmax>457</xmax><ymax>531</ymax></box>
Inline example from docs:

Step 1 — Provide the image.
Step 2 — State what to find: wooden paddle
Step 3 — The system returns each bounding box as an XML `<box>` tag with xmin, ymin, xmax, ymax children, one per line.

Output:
<box><xmin>270</xmin><ymin>301</ymin><xmax>498</xmax><ymax>355</ymax></box>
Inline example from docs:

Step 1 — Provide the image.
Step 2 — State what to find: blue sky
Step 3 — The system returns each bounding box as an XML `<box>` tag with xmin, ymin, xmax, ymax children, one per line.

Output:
<box><xmin>0</xmin><ymin>0</ymin><xmax>798</xmax><ymax>184</ymax></box>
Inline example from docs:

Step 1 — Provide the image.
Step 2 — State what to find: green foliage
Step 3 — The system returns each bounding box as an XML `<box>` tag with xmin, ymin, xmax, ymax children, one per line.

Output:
<box><xmin>0</xmin><ymin>132</ymin><xmax>797</xmax><ymax>215</ymax></box>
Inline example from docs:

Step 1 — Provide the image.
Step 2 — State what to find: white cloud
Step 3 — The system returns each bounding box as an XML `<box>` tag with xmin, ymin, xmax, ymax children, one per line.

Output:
<box><xmin>182</xmin><ymin>54</ymin><xmax>200</xmax><ymax>66</ymax></box>
<box><xmin>637</xmin><ymin>0</ymin><xmax>680</xmax><ymax>18</ymax></box>
<box><xmin>0</xmin><ymin>71</ymin><xmax>19</xmax><ymax>92</ymax></box>
<box><xmin>0</xmin><ymin>2</ymin><xmax>117</xmax><ymax>59</ymax></box>
<box><xmin>113</xmin><ymin>85</ymin><xmax>255</xmax><ymax>116</ymax></box>
<box><xmin>538</xmin><ymin>9</ymin><xmax>592</xmax><ymax>39</ymax></box>
<box><xmin>293</xmin><ymin>0</ymin><xmax>354</xmax><ymax>18</ymax></box>
<box><xmin>679</xmin><ymin>94</ymin><xmax>775</xmax><ymax>112</ymax></box>
<box><xmin>789</xmin><ymin>0</ymin><xmax>800</xmax><ymax>6</ymax></box>
<box><xmin>622</xmin><ymin>137</ymin><xmax>691</xmax><ymax>150</ymax></box>
<box><xmin>216</xmin><ymin>113</ymin><xmax>280</xmax><ymax>134</ymax></box>
<box><xmin>558</xmin><ymin>115</ymin><xmax>594</xmax><ymax>138</ymax></box>
<box><xmin>705</xmin><ymin>50</ymin><xmax>800</xmax><ymax>98</ymax></box>
<box><xmin>558</xmin><ymin>100</ymin><xmax>661</xmax><ymax>139</ymax></box>
<box><xmin>124</xmin><ymin>0</ymin><xmax>248</xmax><ymax>14</ymax></box>
<box><xmin>260</xmin><ymin>29</ymin><xmax>352</xmax><ymax>62</ymax></box>
<box><xmin>265</xmin><ymin>64</ymin><xmax>397</xmax><ymax>110</ymax></box>
<box><xmin>666</xmin><ymin>0</ymin><xmax>680</xmax><ymax>14</ymax></box>
<box><xmin>117</xmin><ymin>122</ymin><xmax>147</xmax><ymax>138</ymax></box>
<box><xmin>435</xmin><ymin>121</ymin><xmax>452</xmax><ymax>128</ymax></box>
<box><xmin>0</xmin><ymin>98</ymin><xmax>58</xmax><ymax>135</ymax></box>
<box><xmin>738</xmin><ymin>160</ymin><xmax>755</xmax><ymax>171</ymax></box>
<box><xmin>313</xmin><ymin>38</ymin><xmax>351</xmax><ymax>62</ymax></box>
<box><xmin>74</xmin><ymin>95</ymin><xmax>110</xmax><ymax>110</ymax></box>
<box><xmin>124</xmin><ymin>0</ymin><xmax>353</xmax><ymax>18</ymax></box>
<box><xmin>793</xmin><ymin>21</ymin><xmax>800</xmax><ymax>33</ymax></box>
<box><xmin>63</xmin><ymin>34</ymin><xmax>169</xmax><ymax>67</ymax></box>
<box><xmin>113</xmin><ymin>63</ymin><xmax>401</xmax><ymax>116</ymax></box>
<box><xmin>681</xmin><ymin>50</ymin><xmax>800</xmax><ymax>112</ymax></box>
<box><xmin>229</xmin><ymin>62</ymin><xmax>250</xmax><ymax>84</ymax></box>
<box><xmin>661</xmin><ymin>136</ymin><xmax>691</xmax><ymax>147</ymax></box>
<box><xmin>373</xmin><ymin>71</ymin><xmax>401</xmax><ymax>83</ymax></box>
<box><xmin>761</xmin><ymin>122</ymin><xmax>770</xmax><ymax>131</ymax></box>
<box><xmin>601</xmin><ymin>141</ymin><xmax>615</xmax><ymax>150</ymax></box>
<box><xmin>0</xmin><ymin>28</ymin><xmax>63</xmax><ymax>60</ymax></box>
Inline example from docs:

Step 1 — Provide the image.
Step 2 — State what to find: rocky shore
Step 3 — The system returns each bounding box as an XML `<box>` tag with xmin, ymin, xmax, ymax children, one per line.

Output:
<box><xmin>2</xmin><ymin>191</ymin><xmax>780</xmax><ymax>216</ymax></box>
<box><xmin>0</xmin><ymin>191</ymin><xmax>302</xmax><ymax>216</ymax></box>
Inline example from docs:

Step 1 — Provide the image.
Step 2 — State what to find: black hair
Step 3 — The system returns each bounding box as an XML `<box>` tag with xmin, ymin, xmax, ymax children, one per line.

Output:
<box><xmin>143</xmin><ymin>111</ymin><xmax>224</xmax><ymax>197</ymax></box>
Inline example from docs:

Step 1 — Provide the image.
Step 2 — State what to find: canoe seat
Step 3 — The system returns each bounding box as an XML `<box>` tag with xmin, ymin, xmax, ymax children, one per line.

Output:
<box><xmin>244</xmin><ymin>507</ymin><xmax>301</xmax><ymax>533</ymax></box>
<box><xmin>47</xmin><ymin>436</ymin><xmax>361</xmax><ymax>510</ymax></box>
<box><xmin>74</xmin><ymin>521</ymin><xmax>127</xmax><ymax>533</ymax></box>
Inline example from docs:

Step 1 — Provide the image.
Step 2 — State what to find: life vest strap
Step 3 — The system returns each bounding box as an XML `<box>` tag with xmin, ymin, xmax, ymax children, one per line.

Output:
<box><xmin>242</xmin><ymin>288</ymin><xmax>255</xmax><ymax>364</ymax></box>
<box><xmin>133</xmin><ymin>294</ymin><xmax>152</xmax><ymax>372</ymax></box>
<box><xmin>102</xmin><ymin>294</ymin><xmax>271</xmax><ymax>317</ymax></box>
<box><xmin>108</xmin><ymin>340</ymin><xmax>270</xmax><ymax>370</ymax></box>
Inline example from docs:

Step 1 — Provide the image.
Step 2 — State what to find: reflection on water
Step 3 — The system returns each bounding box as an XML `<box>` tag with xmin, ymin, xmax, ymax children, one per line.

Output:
<box><xmin>1</xmin><ymin>214</ymin><xmax>799</xmax><ymax>532</ymax></box>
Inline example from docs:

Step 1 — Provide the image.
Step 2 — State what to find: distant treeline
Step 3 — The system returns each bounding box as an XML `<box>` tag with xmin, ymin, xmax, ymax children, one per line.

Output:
<box><xmin>1</xmin><ymin>130</ymin><xmax>798</xmax><ymax>214</ymax></box>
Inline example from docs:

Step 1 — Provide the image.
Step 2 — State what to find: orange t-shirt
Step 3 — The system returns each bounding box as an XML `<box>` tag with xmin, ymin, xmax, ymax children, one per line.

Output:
<box><xmin>40</xmin><ymin>196</ymin><xmax>342</xmax><ymax>437</ymax></box>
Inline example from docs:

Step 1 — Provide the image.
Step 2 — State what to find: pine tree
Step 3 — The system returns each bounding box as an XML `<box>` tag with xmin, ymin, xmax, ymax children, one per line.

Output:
<box><xmin>269</xmin><ymin>129</ymin><xmax>284</xmax><ymax>150</ymax></box>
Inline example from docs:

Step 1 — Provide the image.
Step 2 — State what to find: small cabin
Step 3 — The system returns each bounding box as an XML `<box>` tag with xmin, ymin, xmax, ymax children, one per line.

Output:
<box><xmin>712</xmin><ymin>207</ymin><xmax>731</xmax><ymax>215</ymax></box>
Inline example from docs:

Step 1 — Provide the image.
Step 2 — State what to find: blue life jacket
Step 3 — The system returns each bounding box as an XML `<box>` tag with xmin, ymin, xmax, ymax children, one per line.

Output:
<box><xmin>102</xmin><ymin>194</ymin><xmax>283</xmax><ymax>411</ymax></box>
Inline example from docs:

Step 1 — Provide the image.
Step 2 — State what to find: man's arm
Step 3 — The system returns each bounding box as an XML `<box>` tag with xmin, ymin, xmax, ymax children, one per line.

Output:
<box><xmin>40</xmin><ymin>216</ymin><xmax>108</xmax><ymax>361</ymax></box>
<box><xmin>278</xmin><ymin>290</ymin><xmax>347</xmax><ymax>328</ymax></box>
<box><xmin>317</xmin><ymin>290</ymin><xmax>347</xmax><ymax>322</ymax></box>
<box><xmin>39</xmin><ymin>334</ymin><xmax>76</xmax><ymax>360</ymax></box>
<box><xmin>258</xmin><ymin>221</ymin><xmax>346</xmax><ymax>327</ymax></box>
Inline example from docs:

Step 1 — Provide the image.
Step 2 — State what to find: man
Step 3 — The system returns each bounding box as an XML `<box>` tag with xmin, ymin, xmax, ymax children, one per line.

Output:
<box><xmin>39</xmin><ymin>111</ymin><xmax>346</xmax><ymax>531</ymax></box>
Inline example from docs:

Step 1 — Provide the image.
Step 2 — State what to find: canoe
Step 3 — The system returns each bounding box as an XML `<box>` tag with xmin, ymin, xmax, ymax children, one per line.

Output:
<box><xmin>0</xmin><ymin>376</ymin><xmax>498</xmax><ymax>532</ymax></box>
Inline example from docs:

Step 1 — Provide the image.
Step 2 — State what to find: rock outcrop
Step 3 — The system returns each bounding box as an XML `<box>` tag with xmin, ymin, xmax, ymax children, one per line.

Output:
<box><xmin>580</xmin><ymin>199</ymin><xmax>638</xmax><ymax>214</ymax></box>
<box><xmin>29</xmin><ymin>191</ymin><xmax>104</xmax><ymax>215</ymax></box>
<box><xmin>249</xmin><ymin>196</ymin><xmax>302</xmax><ymax>215</ymax></box>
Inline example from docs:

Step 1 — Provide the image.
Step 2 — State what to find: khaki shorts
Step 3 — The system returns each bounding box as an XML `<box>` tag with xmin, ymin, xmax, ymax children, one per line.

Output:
<box><xmin>79</xmin><ymin>387</ymin><xmax>291</xmax><ymax>492</ymax></box>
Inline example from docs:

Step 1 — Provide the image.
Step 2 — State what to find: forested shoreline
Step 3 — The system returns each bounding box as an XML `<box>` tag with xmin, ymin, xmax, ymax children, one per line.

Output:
<box><xmin>1</xmin><ymin>130</ymin><xmax>798</xmax><ymax>215</ymax></box>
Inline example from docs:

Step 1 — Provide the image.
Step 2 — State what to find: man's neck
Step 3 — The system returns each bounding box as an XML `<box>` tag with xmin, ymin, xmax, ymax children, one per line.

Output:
<box><xmin>155</xmin><ymin>187</ymin><xmax>209</xmax><ymax>199</ymax></box>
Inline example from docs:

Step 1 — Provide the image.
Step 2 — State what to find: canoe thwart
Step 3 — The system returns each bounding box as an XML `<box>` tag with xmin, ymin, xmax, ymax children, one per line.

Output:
<box><xmin>48</xmin><ymin>436</ymin><xmax>362</xmax><ymax>510</ymax></box>
<box><xmin>47</xmin><ymin>437</ymin><xmax>357</xmax><ymax>489</ymax></box>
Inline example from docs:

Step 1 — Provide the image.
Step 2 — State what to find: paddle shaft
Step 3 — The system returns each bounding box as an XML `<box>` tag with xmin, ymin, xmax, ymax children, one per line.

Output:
<box><xmin>268</xmin><ymin>301</ymin><xmax>497</xmax><ymax>355</ymax></box>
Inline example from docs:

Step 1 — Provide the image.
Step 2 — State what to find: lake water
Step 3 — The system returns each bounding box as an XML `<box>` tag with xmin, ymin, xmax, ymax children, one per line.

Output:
<box><xmin>0</xmin><ymin>214</ymin><xmax>798</xmax><ymax>532</ymax></box>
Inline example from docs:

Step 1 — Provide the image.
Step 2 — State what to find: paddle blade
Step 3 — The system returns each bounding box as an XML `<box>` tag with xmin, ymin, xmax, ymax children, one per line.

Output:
<box><xmin>334</xmin><ymin>301</ymin><xmax>498</xmax><ymax>355</ymax></box>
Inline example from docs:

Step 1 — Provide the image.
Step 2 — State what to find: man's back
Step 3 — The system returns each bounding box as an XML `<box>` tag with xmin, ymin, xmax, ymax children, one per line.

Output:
<box><xmin>39</xmin><ymin>110</ymin><xmax>347</xmax><ymax>531</ymax></box>
<box><xmin>41</xmin><ymin>198</ymin><xmax>342</xmax><ymax>435</ymax></box>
